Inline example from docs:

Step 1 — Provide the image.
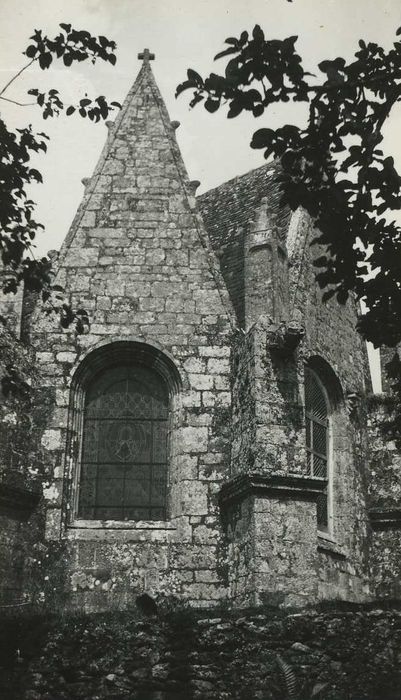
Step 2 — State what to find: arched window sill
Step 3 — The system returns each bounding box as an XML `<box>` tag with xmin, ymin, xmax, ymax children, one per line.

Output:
<box><xmin>68</xmin><ymin>519</ymin><xmax>176</xmax><ymax>532</ymax></box>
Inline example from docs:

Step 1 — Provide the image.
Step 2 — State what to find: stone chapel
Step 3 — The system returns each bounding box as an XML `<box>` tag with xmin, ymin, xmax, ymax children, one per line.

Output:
<box><xmin>0</xmin><ymin>52</ymin><xmax>400</xmax><ymax>612</ymax></box>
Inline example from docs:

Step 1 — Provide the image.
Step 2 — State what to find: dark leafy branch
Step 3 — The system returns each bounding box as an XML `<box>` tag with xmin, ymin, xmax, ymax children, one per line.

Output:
<box><xmin>176</xmin><ymin>24</ymin><xmax>401</xmax><ymax>349</ymax></box>
<box><xmin>24</xmin><ymin>24</ymin><xmax>117</xmax><ymax>67</ymax></box>
<box><xmin>16</xmin><ymin>28</ymin><xmax>121</xmax><ymax>121</ymax></box>
<box><xmin>0</xmin><ymin>24</ymin><xmax>120</xmax><ymax>334</ymax></box>
<box><xmin>177</xmin><ymin>22</ymin><xmax>401</xmax><ymax>442</ymax></box>
<box><xmin>27</xmin><ymin>89</ymin><xmax>121</xmax><ymax>122</ymax></box>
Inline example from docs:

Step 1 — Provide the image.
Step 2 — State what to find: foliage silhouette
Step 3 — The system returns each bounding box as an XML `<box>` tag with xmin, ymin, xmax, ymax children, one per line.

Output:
<box><xmin>0</xmin><ymin>24</ymin><xmax>121</xmax><ymax>333</ymax></box>
<box><xmin>177</xmin><ymin>18</ymin><xmax>401</xmax><ymax>440</ymax></box>
<box><xmin>177</xmin><ymin>24</ymin><xmax>401</xmax><ymax>347</ymax></box>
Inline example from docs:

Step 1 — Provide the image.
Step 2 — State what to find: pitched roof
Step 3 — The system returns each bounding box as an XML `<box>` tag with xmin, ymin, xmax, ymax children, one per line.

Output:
<box><xmin>197</xmin><ymin>163</ymin><xmax>291</xmax><ymax>327</ymax></box>
<box><xmin>57</xmin><ymin>59</ymin><xmax>189</xmax><ymax>261</ymax></box>
<box><xmin>44</xmin><ymin>56</ymin><xmax>236</xmax><ymax>340</ymax></box>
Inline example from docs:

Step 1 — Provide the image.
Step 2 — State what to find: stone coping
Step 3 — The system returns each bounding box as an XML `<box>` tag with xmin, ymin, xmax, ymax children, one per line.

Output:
<box><xmin>0</xmin><ymin>480</ymin><xmax>41</xmax><ymax>516</ymax></box>
<box><xmin>369</xmin><ymin>508</ymin><xmax>401</xmax><ymax>530</ymax></box>
<box><xmin>317</xmin><ymin>535</ymin><xmax>347</xmax><ymax>559</ymax></box>
<box><xmin>219</xmin><ymin>472</ymin><xmax>327</xmax><ymax>507</ymax></box>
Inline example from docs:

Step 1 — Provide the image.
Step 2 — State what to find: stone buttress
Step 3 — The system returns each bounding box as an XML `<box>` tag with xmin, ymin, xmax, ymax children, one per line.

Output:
<box><xmin>367</xmin><ymin>344</ymin><xmax>401</xmax><ymax>598</ymax></box>
<box><xmin>200</xmin><ymin>179</ymin><xmax>372</xmax><ymax>606</ymax></box>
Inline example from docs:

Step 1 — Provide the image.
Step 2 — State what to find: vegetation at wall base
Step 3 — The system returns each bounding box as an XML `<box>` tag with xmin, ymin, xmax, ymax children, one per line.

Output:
<box><xmin>1</xmin><ymin>601</ymin><xmax>401</xmax><ymax>700</ymax></box>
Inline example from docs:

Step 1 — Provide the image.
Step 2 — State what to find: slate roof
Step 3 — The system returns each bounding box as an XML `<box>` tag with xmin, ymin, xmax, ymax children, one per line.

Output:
<box><xmin>197</xmin><ymin>163</ymin><xmax>291</xmax><ymax>327</ymax></box>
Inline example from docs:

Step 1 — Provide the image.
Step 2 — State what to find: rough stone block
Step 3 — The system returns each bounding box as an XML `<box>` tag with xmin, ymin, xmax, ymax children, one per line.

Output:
<box><xmin>64</xmin><ymin>248</ymin><xmax>99</xmax><ymax>266</ymax></box>
<box><xmin>80</xmin><ymin>211</ymin><xmax>97</xmax><ymax>227</ymax></box>
<box><xmin>41</xmin><ymin>429</ymin><xmax>63</xmax><ymax>451</ymax></box>
<box><xmin>45</xmin><ymin>509</ymin><xmax>62</xmax><ymax>540</ymax></box>
<box><xmin>188</xmin><ymin>374</ymin><xmax>214</xmax><ymax>391</ymax></box>
<box><xmin>183</xmin><ymin>357</ymin><xmax>206</xmax><ymax>374</ymax></box>
<box><xmin>181</xmin><ymin>391</ymin><xmax>202</xmax><ymax>408</ymax></box>
<box><xmin>181</xmin><ymin>426</ymin><xmax>209</xmax><ymax>453</ymax></box>
<box><xmin>207</xmin><ymin>358</ymin><xmax>230</xmax><ymax>375</ymax></box>
<box><xmin>179</xmin><ymin>481</ymin><xmax>208</xmax><ymax>516</ymax></box>
<box><xmin>56</xmin><ymin>352</ymin><xmax>76</xmax><ymax>364</ymax></box>
<box><xmin>172</xmin><ymin>545</ymin><xmax>216</xmax><ymax>570</ymax></box>
<box><xmin>193</xmin><ymin>525</ymin><xmax>219</xmax><ymax>543</ymax></box>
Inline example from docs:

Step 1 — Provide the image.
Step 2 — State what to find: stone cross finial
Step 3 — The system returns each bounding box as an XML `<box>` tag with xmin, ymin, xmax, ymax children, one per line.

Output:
<box><xmin>138</xmin><ymin>48</ymin><xmax>155</xmax><ymax>63</ymax></box>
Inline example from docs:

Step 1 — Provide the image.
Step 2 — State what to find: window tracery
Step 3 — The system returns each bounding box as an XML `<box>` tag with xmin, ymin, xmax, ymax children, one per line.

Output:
<box><xmin>77</xmin><ymin>363</ymin><xmax>169</xmax><ymax>521</ymax></box>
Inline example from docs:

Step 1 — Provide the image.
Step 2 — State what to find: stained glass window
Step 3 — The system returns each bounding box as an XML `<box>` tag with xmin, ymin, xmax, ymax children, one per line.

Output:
<box><xmin>78</xmin><ymin>365</ymin><xmax>169</xmax><ymax>521</ymax></box>
<box><xmin>305</xmin><ymin>368</ymin><xmax>329</xmax><ymax>530</ymax></box>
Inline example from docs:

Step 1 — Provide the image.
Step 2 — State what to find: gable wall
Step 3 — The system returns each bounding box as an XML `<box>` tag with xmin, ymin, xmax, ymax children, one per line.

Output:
<box><xmin>26</xmin><ymin>63</ymin><xmax>235</xmax><ymax>611</ymax></box>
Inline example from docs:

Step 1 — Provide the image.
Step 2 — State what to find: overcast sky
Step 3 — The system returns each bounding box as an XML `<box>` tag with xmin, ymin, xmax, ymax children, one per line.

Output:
<box><xmin>1</xmin><ymin>0</ymin><xmax>400</xmax><ymax>389</ymax></box>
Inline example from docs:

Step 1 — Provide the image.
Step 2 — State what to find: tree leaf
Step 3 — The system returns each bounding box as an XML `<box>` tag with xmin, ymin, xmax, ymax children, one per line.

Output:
<box><xmin>214</xmin><ymin>46</ymin><xmax>239</xmax><ymax>61</ymax></box>
<box><xmin>251</xmin><ymin>128</ymin><xmax>274</xmax><ymax>149</ymax></box>
<box><xmin>38</xmin><ymin>52</ymin><xmax>53</xmax><ymax>69</ymax></box>
<box><xmin>187</xmin><ymin>68</ymin><xmax>203</xmax><ymax>84</ymax></box>
<box><xmin>252</xmin><ymin>25</ymin><xmax>265</xmax><ymax>42</ymax></box>
<box><xmin>228</xmin><ymin>101</ymin><xmax>243</xmax><ymax>118</ymax></box>
<box><xmin>205</xmin><ymin>97</ymin><xmax>220</xmax><ymax>113</ymax></box>
<box><xmin>25</xmin><ymin>45</ymin><xmax>37</xmax><ymax>58</ymax></box>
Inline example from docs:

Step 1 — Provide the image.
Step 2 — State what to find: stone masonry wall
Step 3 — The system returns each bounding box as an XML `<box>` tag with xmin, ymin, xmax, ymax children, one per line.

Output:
<box><xmin>286</xmin><ymin>210</ymin><xmax>372</xmax><ymax>601</ymax></box>
<box><xmin>225</xmin><ymin>317</ymin><xmax>324</xmax><ymax>606</ymax></box>
<box><xmin>219</xmin><ymin>203</ymin><xmax>372</xmax><ymax>606</ymax></box>
<box><xmin>27</xmin><ymin>61</ymin><xmax>235</xmax><ymax>611</ymax></box>
<box><xmin>231</xmin><ymin>322</ymin><xmax>304</xmax><ymax>481</ymax></box>
<box><xmin>0</xmin><ymin>324</ymin><xmax>43</xmax><ymax>607</ymax></box>
<box><xmin>368</xmin><ymin>396</ymin><xmax>401</xmax><ymax>598</ymax></box>
<box><xmin>230</xmin><ymin>331</ymin><xmax>256</xmax><ymax>477</ymax></box>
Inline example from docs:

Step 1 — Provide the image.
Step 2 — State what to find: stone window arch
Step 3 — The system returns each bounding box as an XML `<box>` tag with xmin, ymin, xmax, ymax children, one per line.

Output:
<box><xmin>68</xmin><ymin>341</ymin><xmax>181</xmax><ymax>523</ymax></box>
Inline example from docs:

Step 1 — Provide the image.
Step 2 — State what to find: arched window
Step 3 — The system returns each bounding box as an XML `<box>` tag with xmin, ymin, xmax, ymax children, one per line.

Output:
<box><xmin>305</xmin><ymin>367</ymin><xmax>330</xmax><ymax>531</ymax></box>
<box><xmin>77</xmin><ymin>364</ymin><xmax>169</xmax><ymax>521</ymax></box>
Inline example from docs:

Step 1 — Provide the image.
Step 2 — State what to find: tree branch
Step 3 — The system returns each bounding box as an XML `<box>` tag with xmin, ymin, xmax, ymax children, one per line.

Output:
<box><xmin>0</xmin><ymin>58</ymin><xmax>36</xmax><ymax>97</ymax></box>
<box><xmin>0</xmin><ymin>96</ymin><xmax>36</xmax><ymax>107</ymax></box>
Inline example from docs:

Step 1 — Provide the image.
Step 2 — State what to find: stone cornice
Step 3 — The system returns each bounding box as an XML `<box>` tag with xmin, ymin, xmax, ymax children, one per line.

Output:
<box><xmin>317</xmin><ymin>536</ymin><xmax>347</xmax><ymax>559</ymax></box>
<box><xmin>219</xmin><ymin>472</ymin><xmax>326</xmax><ymax>508</ymax></box>
<box><xmin>369</xmin><ymin>508</ymin><xmax>401</xmax><ymax>531</ymax></box>
<box><xmin>0</xmin><ymin>481</ymin><xmax>41</xmax><ymax>517</ymax></box>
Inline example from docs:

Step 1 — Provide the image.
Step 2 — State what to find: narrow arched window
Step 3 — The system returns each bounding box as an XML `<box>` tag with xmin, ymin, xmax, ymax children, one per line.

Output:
<box><xmin>77</xmin><ymin>364</ymin><xmax>169</xmax><ymax>521</ymax></box>
<box><xmin>305</xmin><ymin>367</ymin><xmax>330</xmax><ymax>531</ymax></box>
